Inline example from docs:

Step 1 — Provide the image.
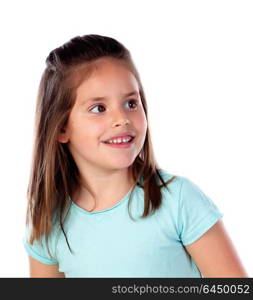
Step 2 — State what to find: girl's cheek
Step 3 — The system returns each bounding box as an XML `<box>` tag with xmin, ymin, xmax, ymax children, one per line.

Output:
<box><xmin>138</xmin><ymin>111</ymin><xmax>148</xmax><ymax>128</ymax></box>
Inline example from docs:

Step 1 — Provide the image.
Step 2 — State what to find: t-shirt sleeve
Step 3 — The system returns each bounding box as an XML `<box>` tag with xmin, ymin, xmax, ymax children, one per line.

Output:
<box><xmin>178</xmin><ymin>176</ymin><xmax>224</xmax><ymax>246</ymax></box>
<box><xmin>23</xmin><ymin>225</ymin><xmax>58</xmax><ymax>265</ymax></box>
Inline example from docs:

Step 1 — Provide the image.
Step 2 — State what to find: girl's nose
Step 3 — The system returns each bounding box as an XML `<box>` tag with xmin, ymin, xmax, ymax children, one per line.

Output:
<box><xmin>112</xmin><ymin>106</ymin><xmax>130</xmax><ymax>126</ymax></box>
<box><xmin>113</xmin><ymin>118</ymin><xmax>130</xmax><ymax>127</ymax></box>
<box><xmin>111</xmin><ymin>106</ymin><xmax>131</xmax><ymax>127</ymax></box>
<box><xmin>112</xmin><ymin>111</ymin><xmax>130</xmax><ymax>127</ymax></box>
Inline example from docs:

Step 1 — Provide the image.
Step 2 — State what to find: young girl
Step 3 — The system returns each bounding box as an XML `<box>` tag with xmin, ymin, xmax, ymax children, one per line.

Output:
<box><xmin>23</xmin><ymin>34</ymin><xmax>248</xmax><ymax>278</ymax></box>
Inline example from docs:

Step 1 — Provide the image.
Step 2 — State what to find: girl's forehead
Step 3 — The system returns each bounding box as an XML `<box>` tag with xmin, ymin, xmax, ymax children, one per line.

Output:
<box><xmin>74</xmin><ymin>71</ymin><xmax>140</xmax><ymax>107</ymax></box>
<box><xmin>76</xmin><ymin>60</ymin><xmax>138</xmax><ymax>93</ymax></box>
<box><xmin>90</xmin><ymin>57</ymin><xmax>132</xmax><ymax>76</ymax></box>
<box><xmin>67</xmin><ymin>57</ymin><xmax>134</xmax><ymax>95</ymax></box>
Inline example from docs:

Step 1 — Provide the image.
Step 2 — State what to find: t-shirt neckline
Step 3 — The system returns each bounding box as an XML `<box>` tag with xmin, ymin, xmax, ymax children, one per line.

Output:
<box><xmin>68</xmin><ymin>185</ymin><xmax>136</xmax><ymax>215</ymax></box>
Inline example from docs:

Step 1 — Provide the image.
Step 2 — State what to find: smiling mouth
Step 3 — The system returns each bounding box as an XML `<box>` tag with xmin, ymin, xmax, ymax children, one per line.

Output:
<box><xmin>103</xmin><ymin>136</ymin><xmax>135</xmax><ymax>144</ymax></box>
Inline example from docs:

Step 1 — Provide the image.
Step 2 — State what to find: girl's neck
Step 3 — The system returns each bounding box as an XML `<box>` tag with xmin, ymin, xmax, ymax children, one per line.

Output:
<box><xmin>71</xmin><ymin>169</ymin><xmax>135</xmax><ymax>212</ymax></box>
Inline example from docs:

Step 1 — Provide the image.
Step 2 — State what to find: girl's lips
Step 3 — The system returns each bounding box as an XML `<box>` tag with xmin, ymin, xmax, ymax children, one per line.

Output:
<box><xmin>103</xmin><ymin>137</ymin><xmax>135</xmax><ymax>148</ymax></box>
<box><xmin>102</xmin><ymin>131</ymin><xmax>136</xmax><ymax>142</ymax></box>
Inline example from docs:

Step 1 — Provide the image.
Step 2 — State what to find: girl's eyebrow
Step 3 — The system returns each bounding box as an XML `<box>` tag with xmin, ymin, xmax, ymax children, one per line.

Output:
<box><xmin>82</xmin><ymin>91</ymin><xmax>139</xmax><ymax>105</ymax></box>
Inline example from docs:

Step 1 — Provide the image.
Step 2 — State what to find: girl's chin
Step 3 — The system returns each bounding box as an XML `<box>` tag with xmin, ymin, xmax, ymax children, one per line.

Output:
<box><xmin>102</xmin><ymin>160</ymin><xmax>135</xmax><ymax>169</ymax></box>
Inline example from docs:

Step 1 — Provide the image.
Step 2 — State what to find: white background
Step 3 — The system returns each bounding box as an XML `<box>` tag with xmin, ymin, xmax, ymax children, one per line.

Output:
<box><xmin>0</xmin><ymin>0</ymin><xmax>252</xmax><ymax>277</ymax></box>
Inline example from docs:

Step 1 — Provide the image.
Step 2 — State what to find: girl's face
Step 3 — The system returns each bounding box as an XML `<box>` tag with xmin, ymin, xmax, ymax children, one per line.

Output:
<box><xmin>58</xmin><ymin>58</ymin><xmax>147</xmax><ymax>175</ymax></box>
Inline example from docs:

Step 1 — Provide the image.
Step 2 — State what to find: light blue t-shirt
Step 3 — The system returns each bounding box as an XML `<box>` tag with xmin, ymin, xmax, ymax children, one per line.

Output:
<box><xmin>23</xmin><ymin>170</ymin><xmax>224</xmax><ymax>277</ymax></box>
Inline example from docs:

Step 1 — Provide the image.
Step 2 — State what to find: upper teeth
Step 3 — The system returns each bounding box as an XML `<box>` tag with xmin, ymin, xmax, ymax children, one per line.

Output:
<box><xmin>106</xmin><ymin>137</ymin><xmax>132</xmax><ymax>144</ymax></box>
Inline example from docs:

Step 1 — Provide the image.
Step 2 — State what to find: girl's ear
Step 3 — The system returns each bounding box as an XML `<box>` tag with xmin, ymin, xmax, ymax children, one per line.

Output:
<box><xmin>57</xmin><ymin>128</ymin><xmax>69</xmax><ymax>143</ymax></box>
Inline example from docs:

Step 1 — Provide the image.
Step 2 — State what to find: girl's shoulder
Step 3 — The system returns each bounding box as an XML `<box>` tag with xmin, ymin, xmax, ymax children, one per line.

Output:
<box><xmin>156</xmin><ymin>168</ymin><xmax>181</xmax><ymax>189</ymax></box>
<box><xmin>157</xmin><ymin>168</ymin><xmax>224</xmax><ymax>246</ymax></box>
<box><xmin>157</xmin><ymin>168</ymin><xmax>205</xmax><ymax>193</ymax></box>
<box><xmin>157</xmin><ymin>168</ymin><xmax>223</xmax><ymax>212</ymax></box>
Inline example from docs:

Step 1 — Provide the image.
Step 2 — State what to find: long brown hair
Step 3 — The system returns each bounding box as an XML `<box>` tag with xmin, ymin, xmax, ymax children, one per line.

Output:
<box><xmin>26</xmin><ymin>34</ymin><xmax>176</xmax><ymax>255</ymax></box>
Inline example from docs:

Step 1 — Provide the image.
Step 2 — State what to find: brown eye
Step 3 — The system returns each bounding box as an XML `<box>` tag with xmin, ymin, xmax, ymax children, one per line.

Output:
<box><xmin>89</xmin><ymin>104</ymin><xmax>106</xmax><ymax>113</ymax></box>
<box><xmin>89</xmin><ymin>99</ymin><xmax>138</xmax><ymax>114</ymax></box>
<box><xmin>127</xmin><ymin>99</ymin><xmax>138</xmax><ymax>109</ymax></box>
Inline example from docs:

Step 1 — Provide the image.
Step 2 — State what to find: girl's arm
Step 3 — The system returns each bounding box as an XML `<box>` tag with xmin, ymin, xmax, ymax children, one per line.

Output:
<box><xmin>29</xmin><ymin>256</ymin><xmax>65</xmax><ymax>278</ymax></box>
<box><xmin>185</xmin><ymin>220</ymin><xmax>249</xmax><ymax>277</ymax></box>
